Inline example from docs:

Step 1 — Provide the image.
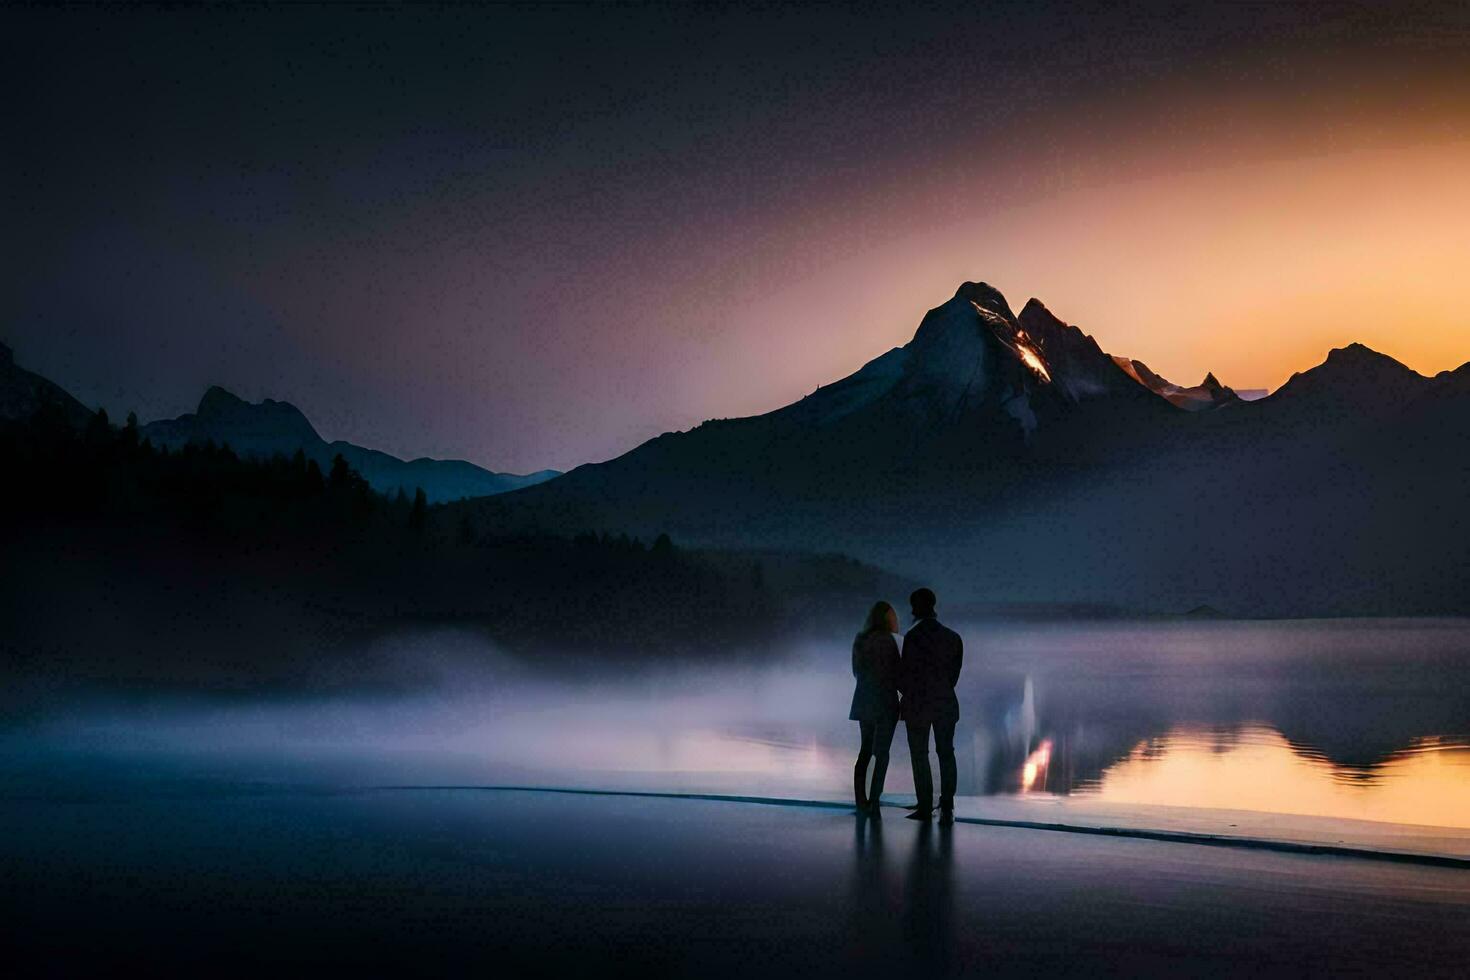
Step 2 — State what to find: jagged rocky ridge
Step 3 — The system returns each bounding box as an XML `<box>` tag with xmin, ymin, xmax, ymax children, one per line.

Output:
<box><xmin>7</xmin><ymin>277</ymin><xmax>1466</xmax><ymax>617</ymax></box>
<box><xmin>460</xmin><ymin>281</ymin><xmax>1470</xmax><ymax>617</ymax></box>
<box><xmin>1112</xmin><ymin>356</ymin><xmax>1245</xmax><ymax>411</ymax></box>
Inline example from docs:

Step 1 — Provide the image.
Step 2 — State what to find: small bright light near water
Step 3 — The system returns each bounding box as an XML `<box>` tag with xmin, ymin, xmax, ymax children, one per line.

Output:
<box><xmin>6</xmin><ymin>619</ymin><xmax>1469</xmax><ymax>830</ymax></box>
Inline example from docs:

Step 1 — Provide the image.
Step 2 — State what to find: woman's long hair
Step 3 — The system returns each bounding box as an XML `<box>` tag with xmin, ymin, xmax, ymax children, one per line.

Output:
<box><xmin>859</xmin><ymin>601</ymin><xmax>895</xmax><ymax>637</ymax></box>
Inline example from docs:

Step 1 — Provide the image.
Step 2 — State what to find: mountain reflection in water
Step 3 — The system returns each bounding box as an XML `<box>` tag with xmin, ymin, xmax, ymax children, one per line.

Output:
<box><xmin>6</xmin><ymin>619</ymin><xmax>1467</xmax><ymax>829</ymax></box>
<box><xmin>626</xmin><ymin>618</ymin><xmax>1470</xmax><ymax>828</ymax></box>
<box><xmin>1068</xmin><ymin>726</ymin><xmax>1470</xmax><ymax>825</ymax></box>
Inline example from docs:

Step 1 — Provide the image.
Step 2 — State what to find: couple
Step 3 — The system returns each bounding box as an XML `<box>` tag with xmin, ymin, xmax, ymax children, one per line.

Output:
<box><xmin>849</xmin><ymin>587</ymin><xmax>963</xmax><ymax>824</ymax></box>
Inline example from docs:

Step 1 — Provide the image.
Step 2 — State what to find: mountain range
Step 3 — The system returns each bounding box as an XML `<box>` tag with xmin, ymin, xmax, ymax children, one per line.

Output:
<box><xmin>0</xmin><ymin>342</ymin><xmax>93</xmax><ymax>428</ymax></box>
<box><xmin>1111</xmin><ymin>357</ymin><xmax>1251</xmax><ymax>411</ymax></box>
<box><xmin>139</xmin><ymin>387</ymin><xmax>559</xmax><ymax>503</ymax></box>
<box><xmin>455</xmin><ymin>281</ymin><xmax>1470</xmax><ymax>617</ymax></box>
<box><xmin>8</xmin><ymin>279</ymin><xmax>1467</xmax><ymax>617</ymax></box>
<box><xmin>0</xmin><ymin>345</ymin><xmax>556</xmax><ymax>503</ymax></box>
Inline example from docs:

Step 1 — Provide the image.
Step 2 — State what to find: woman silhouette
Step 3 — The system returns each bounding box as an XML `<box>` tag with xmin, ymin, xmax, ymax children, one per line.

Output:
<box><xmin>849</xmin><ymin>601</ymin><xmax>901</xmax><ymax>814</ymax></box>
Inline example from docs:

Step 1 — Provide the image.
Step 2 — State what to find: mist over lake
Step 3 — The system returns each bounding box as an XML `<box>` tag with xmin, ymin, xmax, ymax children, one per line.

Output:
<box><xmin>11</xmin><ymin>618</ymin><xmax>1466</xmax><ymax>830</ymax></box>
<box><xmin>8</xmin><ymin>2</ymin><xmax>1470</xmax><ymax>973</ymax></box>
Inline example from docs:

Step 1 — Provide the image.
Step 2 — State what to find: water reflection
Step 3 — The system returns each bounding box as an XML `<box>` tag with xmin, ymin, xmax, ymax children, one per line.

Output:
<box><xmin>6</xmin><ymin>620</ymin><xmax>1468</xmax><ymax>828</ymax></box>
<box><xmin>934</xmin><ymin>619</ymin><xmax>1470</xmax><ymax>826</ymax></box>
<box><xmin>923</xmin><ymin>673</ymin><xmax>1470</xmax><ymax>827</ymax></box>
<box><xmin>846</xmin><ymin>812</ymin><xmax>956</xmax><ymax>977</ymax></box>
<box><xmin>847</xmin><ymin>814</ymin><xmax>898</xmax><ymax>972</ymax></box>
<box><xmin>1019</xmin><ymin>739</ymin><xmax>1052</xmax><ymax>793</ymax></box>
<box><xmin>902</xmin><ymin>820</ymin><xmax>955</xmax><ymax>975</ymax></box>
<box><xmin>1076</xmin><ymin>726</ymin><xmax>1470</xmax><ymax>825</ymax></box>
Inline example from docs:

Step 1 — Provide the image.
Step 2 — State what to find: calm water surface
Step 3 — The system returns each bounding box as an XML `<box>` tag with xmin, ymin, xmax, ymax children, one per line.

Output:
<box><xmin>8</xmin><ymin>619</ymin><xmax>1469</xmax><ymax>828</ymax></box>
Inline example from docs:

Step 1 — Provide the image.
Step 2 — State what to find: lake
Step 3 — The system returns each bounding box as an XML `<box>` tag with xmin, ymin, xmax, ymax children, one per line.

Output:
<box><xmin>8</xmin><ymin>618</ymin><xmax>1468</xmax><ymax>831</ymax></box>
<box><xmin>6</xmin><ymin>617</ymin><xmax>1470</xmax><ymax>975</ymax></box>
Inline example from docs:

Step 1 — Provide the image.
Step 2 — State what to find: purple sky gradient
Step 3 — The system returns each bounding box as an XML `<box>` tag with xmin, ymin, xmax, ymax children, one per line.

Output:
<box><xmin>5</xmin><ymin>3</ymin><xmax>1470</xmax><ymax>472</ymax></box>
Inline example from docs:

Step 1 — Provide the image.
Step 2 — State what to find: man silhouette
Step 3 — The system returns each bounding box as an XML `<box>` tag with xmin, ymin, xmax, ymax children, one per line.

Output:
<box><xmin>899</xmin><ymin>588</ymin><xmax>963</xmax><ymax>824</ymax></box>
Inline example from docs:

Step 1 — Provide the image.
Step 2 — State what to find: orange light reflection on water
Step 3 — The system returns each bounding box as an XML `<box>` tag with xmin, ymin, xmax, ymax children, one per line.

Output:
<box><xmin>1082</xmin><ymin>726</ymin><xmax>1470</xmax><ymax>829</ymax></box>
<box><xmin>1021</xmin><ymin>739</ymin><xmax>1053</xmax><ymax>792</ymax></box>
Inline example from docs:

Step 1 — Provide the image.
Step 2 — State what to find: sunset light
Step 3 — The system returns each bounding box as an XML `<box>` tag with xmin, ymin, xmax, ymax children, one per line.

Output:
<box><xmin>1015</xmin><ymin>342</ymin><xmax>1052</xmax><ymax>383</ymax></box>
<box><xmin>8</xmin><ymin>2</ymin><xmax>1470</xmax><ymax>974</ymax></box>
<box><xmin>1021</xmin><ymin>739</ymin><xmax>1054</xmax><ymax>792</ymax></box>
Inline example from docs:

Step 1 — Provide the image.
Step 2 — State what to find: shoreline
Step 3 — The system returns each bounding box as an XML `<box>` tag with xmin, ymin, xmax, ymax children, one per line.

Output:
<box><xmin>370</xmin><ymin>784</ymin><xmax>1470</xmax><ymax>869</ymax></box>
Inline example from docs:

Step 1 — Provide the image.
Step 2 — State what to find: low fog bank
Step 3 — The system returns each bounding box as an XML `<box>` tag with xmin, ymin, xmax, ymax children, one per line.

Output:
<box><xmin>0</xmin><ymin>525</ymin><xmax>914</xmax><ymax>711</ymax></box>
<box><xmin>3</xmin><ymin>618</ymin><xmax>1467</xmax><ymax>804</ymax></box>
<box><xmin>0</xmin><ymin>626</ymin><xmax>854</xmax><ymax>795</ymax></box>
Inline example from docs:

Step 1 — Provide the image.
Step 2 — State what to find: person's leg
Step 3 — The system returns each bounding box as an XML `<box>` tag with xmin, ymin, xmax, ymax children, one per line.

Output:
<box><xmin>934</xmin><ymin>718</ymin><xmax>958</xmax><ymax>813</ymax></box>
<box><xmin>867</xmin><ymin>715</ymin><xmax>897</xmax><ymax>808</ymax></box>
<box><xmin>905</xmin><ymin>719</ymin><xmax>934</xmax><ymax>814</ymax></box>
<box><xmin>854</xmin><ymin>721</ymin><xmax>875</xmax><ymax>807</ymax></box>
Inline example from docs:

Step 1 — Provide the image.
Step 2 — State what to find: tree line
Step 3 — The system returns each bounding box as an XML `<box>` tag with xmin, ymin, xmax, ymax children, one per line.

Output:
<box><xmin>1</xmin><ymin>407</ymin><xmax>903</xmax><ymax>696</ymax></box>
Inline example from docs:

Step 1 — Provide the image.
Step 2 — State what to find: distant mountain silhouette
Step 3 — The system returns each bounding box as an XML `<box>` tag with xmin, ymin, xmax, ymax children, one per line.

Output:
<box><xmin>459</xmin><ymin>281</ymin><xmax>1470</xmax><ymax>617</ymax></box>
<box><xmin>1267</xmin><ymin>342</ymin><xmax>1427</xmax><ymax>418</ymax></box>
<box><xmin>0</xmin><ymin>342</ymin><xmax>93</xmax><ymax>427</ymax></box>
<box><xmin>140</xmin><ymin>386</ymin><xmax>559</xmax><ymax>503</ymax></box>
<box><xmin>1112</xmin><ymin>356</ymin><xmax>1243</xmax><ymax>411</ymax></box>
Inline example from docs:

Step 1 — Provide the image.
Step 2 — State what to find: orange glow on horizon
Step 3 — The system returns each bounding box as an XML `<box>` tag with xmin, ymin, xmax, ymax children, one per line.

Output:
<box><xmin>689</xmin><ymin>121</ymin><xmax>1470</xmax><ymax>429</ymax></box>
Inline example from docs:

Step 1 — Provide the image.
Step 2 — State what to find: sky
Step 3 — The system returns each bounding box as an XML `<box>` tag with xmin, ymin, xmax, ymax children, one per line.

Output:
<box><xmin>5</xmin><ymin>2</ymin><xmax>1470</xmax><ymax>473</ymax></box>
